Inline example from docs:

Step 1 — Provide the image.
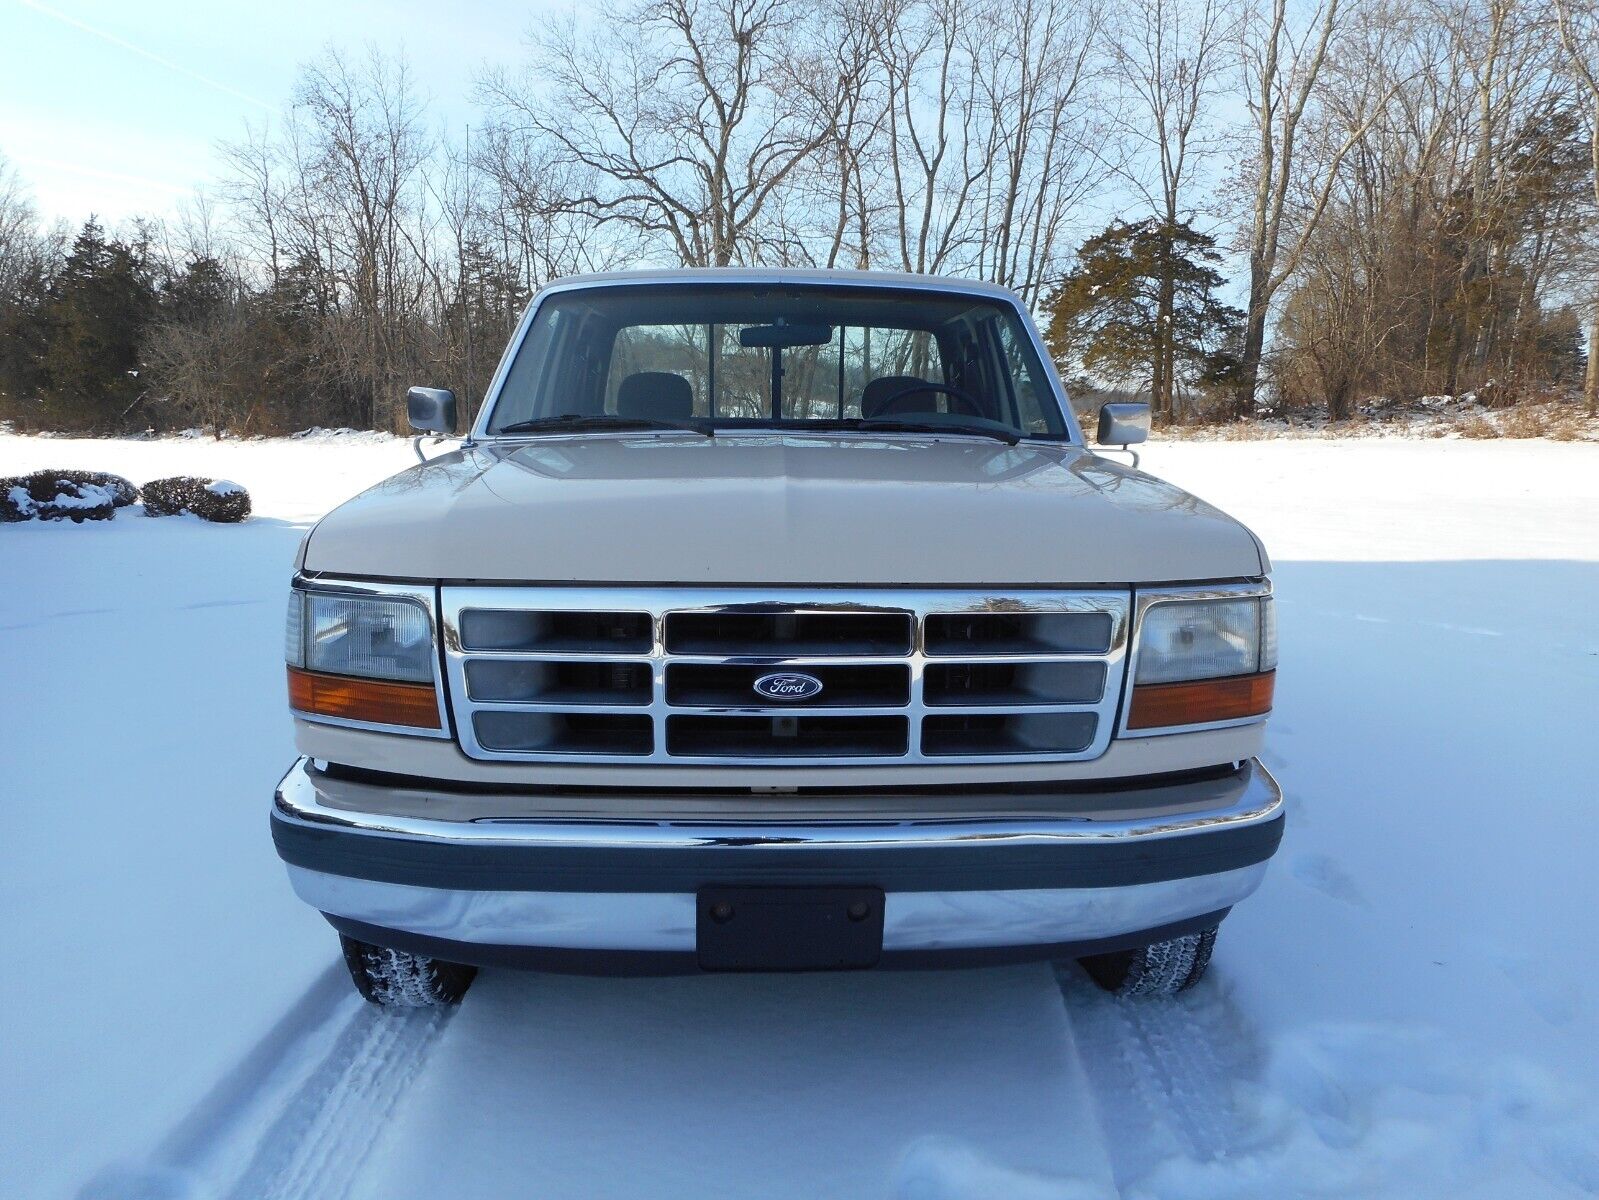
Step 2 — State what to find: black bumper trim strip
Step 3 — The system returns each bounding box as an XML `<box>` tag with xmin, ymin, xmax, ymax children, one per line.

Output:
<box><xmin>326</xmin><ymin>908</ymin><xmax>1233</xmax><ymax>975</ymax></box>
<box><xmin>274</xmin><ymin>810</ymin><xmax>1283</xmax><ymax>893</ymax></box>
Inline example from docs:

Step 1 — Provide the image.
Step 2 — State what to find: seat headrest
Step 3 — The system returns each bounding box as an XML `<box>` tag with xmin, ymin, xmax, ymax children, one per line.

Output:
<box><xmin>860</xmin><ymin>375</ymin><xmax>941</xmax><ymax>419</ymax></box>
<box><xmin>616</xmin><ymin>372</ymin><xmax>694</xmax><ymax>420</ymax></box>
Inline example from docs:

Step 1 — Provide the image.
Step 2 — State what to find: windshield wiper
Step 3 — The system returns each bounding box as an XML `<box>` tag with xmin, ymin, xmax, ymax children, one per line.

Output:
<box><xmin>496</xmin><ymin>414</ymin><xmax>714</xmax><ymax>438</ymax></box>
<box><xmin>851</xmin><ymin>418</ymin><xmax>1020</xmax><ymax>446</ymax></box>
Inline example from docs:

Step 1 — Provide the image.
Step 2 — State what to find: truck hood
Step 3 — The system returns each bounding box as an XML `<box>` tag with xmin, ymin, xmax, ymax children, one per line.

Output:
<box><xmin>300</xmin><ymin>435</ymin><xmax>1267</xmax><ymax>585</ymax></box>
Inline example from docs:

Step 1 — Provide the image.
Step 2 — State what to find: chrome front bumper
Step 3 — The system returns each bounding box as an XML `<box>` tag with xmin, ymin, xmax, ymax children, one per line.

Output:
<box><xmin>272</xmin><ymin>757</ymin><xmax>1283</xmax><ymax>970</ymax></box>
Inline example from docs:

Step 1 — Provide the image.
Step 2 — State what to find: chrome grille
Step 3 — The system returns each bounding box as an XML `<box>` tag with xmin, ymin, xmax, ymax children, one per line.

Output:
<box><xmin>442</xmin><ymin>588</ymin><xmax>1130</xmax><ymax>765</ymax></box>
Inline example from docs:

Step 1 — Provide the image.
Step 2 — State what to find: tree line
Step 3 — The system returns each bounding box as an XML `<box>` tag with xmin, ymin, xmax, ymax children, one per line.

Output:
<box><xmin>0</xmin><ymin>0</ymin><xmax>1594</xmax><ymax>437</ymax></box>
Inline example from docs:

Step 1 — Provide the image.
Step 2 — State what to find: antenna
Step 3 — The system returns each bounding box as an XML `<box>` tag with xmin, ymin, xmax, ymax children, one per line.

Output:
<box><xmin>464</xmin><ymin>121</ymin><xmax>475</xmax><ymax>439</ymax></box>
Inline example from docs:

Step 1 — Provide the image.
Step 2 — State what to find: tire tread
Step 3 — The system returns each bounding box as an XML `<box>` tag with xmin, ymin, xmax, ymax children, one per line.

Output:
<box><xmin>340</xmin><ymin>934</ymin><xmax>476</xmax><ymax>1006</ymax></box>
<box><xmin>1079</xmin><ymin>926</ymin><xmax>1219</xmax><ymax>997</ymax></box>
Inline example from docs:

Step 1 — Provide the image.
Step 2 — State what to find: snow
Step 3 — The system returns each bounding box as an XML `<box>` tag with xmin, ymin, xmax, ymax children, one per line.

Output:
<box><xmin>4</xmin><ymin>479</ymin><xmax>114</xmax><ymax>517</ymax></box>
<box><xmin>204</xmin><ymin>479</ymin><xmax>246</xmax><ymax>497</ymax></box>
<box><xmin>287</xmin><ymin>426</ymin><xmax>404</xmax><ymax>443</ymax></box>
<box><xmin>53</xmin><ymin>482</ymin><xmax>115</xmax><ymax>508</ymax></box>
<box><xmin>2</xmin><ymin>433</ymin><xmax>1597</xmax><ymax>1200</ymax></box>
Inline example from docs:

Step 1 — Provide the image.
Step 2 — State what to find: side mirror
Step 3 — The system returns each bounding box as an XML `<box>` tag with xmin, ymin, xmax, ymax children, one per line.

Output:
<box><xmin>1096</xmin><ymin>402</ymin><xmax>1150</xmax><ymax>448</ymax></box>
<box><xmin>407</xmin><ymin>386</ymin><xmax>457</xmax><ymax>434</ymax></box>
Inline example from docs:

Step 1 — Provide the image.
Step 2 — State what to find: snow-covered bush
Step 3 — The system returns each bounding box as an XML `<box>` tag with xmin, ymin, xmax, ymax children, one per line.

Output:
<box><xmin>0</xmin><ymin>472</ymin><xmax>118</xmax><ymax>523</ymax></box>
<box><xmin>0</xmin><ymin>481</ymin><xmax>24</xmax><ymax>523</ymax></box>
<box><xmin>141</xmin><ymin>475</ymin><xmax>252</xmax><ymax>522</ymax></box>
<box><xmin>195</xmin><ymin>479</ymin><xmax>251</xmax><ymax>522</ymax></box>
<box><xmin>50</xmin><ymin>469</ymin><xmax>139</xmax><ymax>507</ymax></box>
<box><xmin>139</xmin><ymin>475</ymin><xmax>200</xmax><ymax>516</ymax></box>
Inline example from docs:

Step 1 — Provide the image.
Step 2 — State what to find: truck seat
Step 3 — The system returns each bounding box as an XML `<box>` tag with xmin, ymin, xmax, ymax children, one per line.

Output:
<box><xmin>617</xmin><ymin>372</ymin><xmax>694</xmax><ymax>420</ymax></box>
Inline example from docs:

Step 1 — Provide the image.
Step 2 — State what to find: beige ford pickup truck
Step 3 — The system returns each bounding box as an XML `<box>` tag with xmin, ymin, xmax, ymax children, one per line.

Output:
<box><xmin>272</xmin><ymin>269</ymin><xmax>1282</xmax><ymax>1005</ymax></box>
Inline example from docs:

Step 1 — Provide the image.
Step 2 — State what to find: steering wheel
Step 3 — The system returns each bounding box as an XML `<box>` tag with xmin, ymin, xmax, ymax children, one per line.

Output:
<box><xmin>872</xmin><ymin>380</ymin><xmax>988</xmax><ymax>419</ymax></box>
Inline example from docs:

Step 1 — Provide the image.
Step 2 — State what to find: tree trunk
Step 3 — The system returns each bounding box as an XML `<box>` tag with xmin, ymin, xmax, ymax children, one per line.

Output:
<box><xmin>1154</xmin><ymin>226</ymin><xmax>1176</xmax><ymax>421</ymax></box>
<box><xmin>1150</xmin><ymin>298</ymin><xmax>1169</xmax><ymax>422</ymax></box>
<box><xmin>1587</xmin><ymin>311</ymin><xmax>1598</xmax><ymax>417</ymax></box>
<box><xmin>1240</xmin><ymin>252</ymin><xmax>1269</xmax><ymax>412</ymax></box>
<box><xmin>1328</xmin><ymin>374</ymin><xmax>1352</xmax><ymax>422</ymax></box>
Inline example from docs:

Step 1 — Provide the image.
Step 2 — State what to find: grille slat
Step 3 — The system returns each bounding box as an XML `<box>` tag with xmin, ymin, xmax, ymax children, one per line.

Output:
<box><xmin>666</xmin><ymin>611</ymin><xmax>913</xmax><ymax>657</ymax></box>
<box><xmin>924</xmin><ymin>612</ymin><xmax>1113</xmax><ymax>656</ymax></box>
<box><xmin>466</xmin><ymin>659</ymin><xmax>651</xmax><ymax>705</ymax></box>
<box><xmin>444</xmin><ymin>589</ymin><xmax>1129</xmax><ymax>765</ymax></box>
<box><xmin>472</xmin><ymin>711</ymin><xmax>652</xmax><ymax>756</ymax></box>
<box><xmin>667</xmin><ymin>663</ymin><xmax>910</xmax><ymax>708</ymax></box>
<box><xmin>459</xmin><ymin>609</ymin><xmax>652</xmax><ymax>654</ymax></box>
<box><xmin>668</xmin><ymin>715</ymin><xmax>908</xmax><ymax>758</ymax></box>
<box><xmin>923</xmin><ymin>661</ymin><xmax>1106</xmax><ymax>707</ymax></box>
<box><xmin>922</xmin><ymin>712</ymin><xmax>1099</xmax><ymax>756</ymax></box>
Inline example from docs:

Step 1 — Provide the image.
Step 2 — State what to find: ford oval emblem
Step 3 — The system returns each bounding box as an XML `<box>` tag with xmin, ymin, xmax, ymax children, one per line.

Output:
<box><xmin>753</xmin><ymin>672</ymin><xmax>824</xmax><ymax>702</ymax></box>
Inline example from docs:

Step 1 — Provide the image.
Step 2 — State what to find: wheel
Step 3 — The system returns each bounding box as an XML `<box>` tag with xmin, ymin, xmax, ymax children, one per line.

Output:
<box><xmin>1078</xmin><ymin>926</ymin><xmax>1218</xmax><ymax>997</ymax></box>
<box><xmin>339</xmin><ymin>934</ymin><xmax>477</xmax><ymax>1006</ymax></box>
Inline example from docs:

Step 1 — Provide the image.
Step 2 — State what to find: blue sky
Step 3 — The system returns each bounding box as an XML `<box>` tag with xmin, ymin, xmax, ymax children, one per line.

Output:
<box><xmin>0</xmin><ymin>0</ymin><xmax>1245</xmax><ymax>293</ymax></box>
<box><xmin>0</xmin><ymin>0</ymin><xmax>557</xmax><ymax>226</ymax></box>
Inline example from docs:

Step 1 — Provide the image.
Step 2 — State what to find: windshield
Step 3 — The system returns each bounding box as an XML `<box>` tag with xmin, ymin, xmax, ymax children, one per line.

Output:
<box><xmin>484</xmin><ymin>284</ymin><xmax>1071</xmax><ymax>440</ymax></box>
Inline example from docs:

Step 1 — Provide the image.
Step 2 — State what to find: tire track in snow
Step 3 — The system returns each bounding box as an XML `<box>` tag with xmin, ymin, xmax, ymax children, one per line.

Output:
<box><xmin>224</xmin><ymin>1002</ymin><xmax>446</xmax><ymax>1200</ymax></box>
<box><xmin>77</xmin><ymin>963</ymin><xmax>451</xmax><ymax>1200</ymax></box>
<box><xmin>1055</xmin><ymin>964</ymin><xmax>1267</xmax><ymax>1191</ymax></box>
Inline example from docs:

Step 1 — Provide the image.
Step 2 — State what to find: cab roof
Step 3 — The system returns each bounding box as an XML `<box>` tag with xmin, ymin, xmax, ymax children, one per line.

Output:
<box><xmin>539</xmin><ymin>267</ymin><xmax>1026</xmax><ymax>305</ymax></box>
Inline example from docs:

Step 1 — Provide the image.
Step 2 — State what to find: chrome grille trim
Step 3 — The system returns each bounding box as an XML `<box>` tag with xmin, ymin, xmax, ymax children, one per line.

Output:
<box><xmin>441</xmin><ymin>587</ymin><xmax>1131</xmax><ymax>765</ymax></box>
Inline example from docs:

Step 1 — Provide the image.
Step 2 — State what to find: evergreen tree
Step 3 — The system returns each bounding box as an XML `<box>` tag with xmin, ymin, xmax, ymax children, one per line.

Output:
<box><xmin>0</xmin><ymin>252</ymin><xmax>55</xmax><ymax>421</ymax></box>
<box><xmin>160</xmin><ymin>255</ymin><xmax>230</xmax><ymax>325</ymax></box>
<box><xmin>38</xmin><ymin>218</ymin><xmax>156</xmax><ymax>432</ymax></box>
<box><xmin>449</xmin><ymin>238</ymin><xmax>531</xmax><ymax>426</ymax></box>
<box><xmin>1045</xmin><ymin>220</ymin><xmax>1243</xmax><ymax>422</ymax></box>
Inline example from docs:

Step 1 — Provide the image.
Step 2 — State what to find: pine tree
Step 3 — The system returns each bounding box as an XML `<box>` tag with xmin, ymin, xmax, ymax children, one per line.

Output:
<box><xmin>160</xmin><ymin>255</ymin><xmax>230</xmax><ymax>326</ymax></box>
<box><xmin>1045</xmin><ymin>220</ymin><xmax>1244</xmax><ymax>422</ymax></box>
<box><xmin>38</xmin><ymin>218</ymin><xmax>156</xmax><ymax>432</ymax></box>
<box><xmin>0</xmin><ymin>252</ymin><xmax>54</xmax><ymax>421</ymax></box>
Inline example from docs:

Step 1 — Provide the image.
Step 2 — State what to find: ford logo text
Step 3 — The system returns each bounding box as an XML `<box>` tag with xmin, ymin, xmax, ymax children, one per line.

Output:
<box><xmin>752</xmin><ymin>672</ymin><xmax>824</xmax><ymax>702</ymax></box>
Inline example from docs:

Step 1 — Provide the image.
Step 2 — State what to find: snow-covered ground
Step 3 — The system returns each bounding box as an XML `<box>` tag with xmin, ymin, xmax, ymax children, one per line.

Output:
<box><xmin>2</xmin><ymin>433</ymin><xmax>1597</xmax><ymax>1200</ymax></box>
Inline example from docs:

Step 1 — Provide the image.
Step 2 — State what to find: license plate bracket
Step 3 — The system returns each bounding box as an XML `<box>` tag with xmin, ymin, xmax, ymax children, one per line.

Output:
<box><xmin>696</xmin><ymin>885</ymin><xmax>884</xmax><ymax>972</ymax></box>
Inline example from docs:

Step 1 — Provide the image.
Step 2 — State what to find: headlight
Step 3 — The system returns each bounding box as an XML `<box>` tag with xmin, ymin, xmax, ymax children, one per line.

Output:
<box><xmin>1135</xmin><ymin>597</ymin><xmax>1273</xmax><ymax>684</ymax></box>
<box><xmin>1128</xmin><ymin>594</ymin><xmax>1275</xmax><ymax>730</ymax></box>
<box><xmin>295</xmin><ymin>592</ymin><xmax>434</xmax><ymax>682</ymax></box>
<box><xmin>286</xmin><ymin>587</ymin><xmax>442</xmax><ymax>730</ymax></box>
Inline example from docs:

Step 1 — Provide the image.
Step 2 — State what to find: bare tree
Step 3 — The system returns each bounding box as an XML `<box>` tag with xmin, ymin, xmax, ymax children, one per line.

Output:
<box><xmin>801</xmin><ymin>0</ymin><xmax>888</xmax><ymax>269</ymax></box>
<box><xmin>484</xmin><ymin>0</ymin><xmax>838</xmax><ymax>267</ymax></box>
<box><xmin>870</xmin><ymin>0</ymin><xmax>989</xmax><ymax>276</ymax></box>
<box><xmin>0</xmin><ymin>156</ymin><xmax>40</xmax><ymax>300</ymax></box>
<box><xmin>474</xmin><ymin>124</ymin><xmax>627</xmax><ymax>291</ymax></box>
<box><xmin>969</xmin><ymin>0</ymin><xmax>1109</xmax><ymax>303</ymax></box>
<box><xmin>1106</xmin><ymin>0</ymin><xmax>1239</xmax><ymax>418</ymax></box>
<box><xmin>1267</xmin><ymin>0</ymin><xmax>1589</xmax><ymax>415</ymax></box>
<box><xmin>145</xmin><ymin>287</ymin><xmax>261</xmax><ymax>437</ymax></box>
<box><xmin>1234</xmin><ymin>0</ymin><xmax>1395</xmax><ymax>410</ymax></box>
<box><xmin>295</xmin><ymin>49</ymin><xmax>437</xmax><ymax>429</ymax></box>
<box><xmin>1552</xmin><ymin>0</ymin><xmax>1599</xmax><ymax>413</ymax></box>
<box><xmin>1437</xmin><ymin>0</ymin><xmax>1567</xmax><ymax>391</ymax></box>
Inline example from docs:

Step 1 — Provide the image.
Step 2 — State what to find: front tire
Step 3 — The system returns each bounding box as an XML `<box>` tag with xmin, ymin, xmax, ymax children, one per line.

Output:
<box><xmin>339</xmin><ymin>934</ymin><xmax>477</xmax><ymax>1006</ymax></box>
<box><xmin>1078</xmin><ymin>926</ymin><xmax>1218</xmax><ymax>997</ymax></box>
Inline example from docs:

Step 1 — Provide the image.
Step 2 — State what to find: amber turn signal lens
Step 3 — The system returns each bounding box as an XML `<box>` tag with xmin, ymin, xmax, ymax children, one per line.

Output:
<box><xmin>287</xmin><ymin>666</ymin><xmax>441</xmax><ymax>729</ymax></box>
<box><xmin>1127</xmin><ymin>670</ymin><xmax>1275</xmax><ymax>730</ymax></box>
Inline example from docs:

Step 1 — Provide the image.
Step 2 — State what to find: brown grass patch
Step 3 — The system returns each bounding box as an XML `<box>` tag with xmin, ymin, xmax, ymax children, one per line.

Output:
<box><xmin>1545</xmin><ymin>412</ymin><xmax>1585</xmax><ymax>441</ymax></box>
<box><xmin>1496</xmin><ymin>405</ymin><xmax>1550</xmax><ymax>439</ymax></box>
